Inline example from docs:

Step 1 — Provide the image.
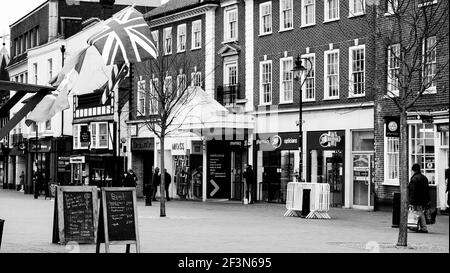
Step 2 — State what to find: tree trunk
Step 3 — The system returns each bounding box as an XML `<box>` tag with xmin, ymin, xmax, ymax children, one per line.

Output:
<box><xmin>397</xmin><ymin>109</ymin><xmax>409</xmax><ymax>246</ymax></box>
<box><xmin>160</xmin><ymin>135</ymin><xmax>166</xmax><ymax>217</ymax></box>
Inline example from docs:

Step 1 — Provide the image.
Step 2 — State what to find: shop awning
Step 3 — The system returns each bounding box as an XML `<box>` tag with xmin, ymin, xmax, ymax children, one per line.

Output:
<box><xmin>171</xmin><ymin>87</ymin><xmax>254</xmax><ymax>138</ymax></box>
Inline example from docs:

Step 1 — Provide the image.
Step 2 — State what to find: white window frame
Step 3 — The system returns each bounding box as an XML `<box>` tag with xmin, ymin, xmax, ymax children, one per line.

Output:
<box><xmin>163</xmin><ymin>27</ymin><xmax>172</xmax><ymax>55</ymax></box>
<box><xmin>324</xmin><ymin>0</ymin><xmax>340</xmax><ymax>22</ymax></box>
<box><xmin>151</xmin><ymin>30</ymin><xmax>159</xmax><ymax>56</ymax></box>
<box><xmin>73</xmin><ymin>124</ymin><xmax>89</xmax><ymax>150</ymax></box>
<box><xmin>324</xmin><ymin>49</ymin><xmax>340</xmax><ymax>100</ymax></box>
<box><xmin>149</xmin><ymin>77</ymin><xmax>159</xmax><ymax>115</ymax></box>
<box><xmin>33</xmin><ymin>63</ymin><xmax>38</xmax><ymax>84</ymax></box>
<box><xmin>279</xmin><ymin>0</ymin><xmax>293</xmax><ymax>31</ymax></box>
<box><xmin>259</xmin><ymin>60</ymin><xmax>272</xmax><ymax>105</ymax></box>
<box><xmin>191</xmin><ymin>71</ymin><xmax>202</xmax><ymax>87</ymax></box>
<box><xmin>279</xmin><ymin>56</ymin><xmax>293</xmax><ymax>104</ymax></box>
<box><xmin>348</xmin><ymin>44</ymin><xmax>365</xmax><ymax>97</ymax></box>
<box><xmin>409</xmin><ymin>123</ymin><xmax>436</xmax><ymax>184</ymax></box>
<box><xmin>383</xmin><ymin>134</ymin><xmax>400</xmax><ymax>186</ymax></box>
<box><xmin>387</xmin><ymin>43</ymin><xmax>400</xmax><ymax>97</ymax></box>
<box><xmin>191</xmin><ymin>20</ymin><xmax>202</xmax><ymax>50</ymax></box>
<box><xmin>164</xmin><ymin>75</ymin><xmax>173</xmax><ymax>97</ymax></box>
<box><xmin>301</xmin><ymin>53</ymin><xmax>316</xmax><ymax>102</ymax></box>
<box><xmin>259</xmin><ymin>2</ymin><xmax>273</xmax><ymax>36</ymax></box>
<box><xmin>349</xmin><ymin>0</ymin><xmax>365</xmax><ymax>17</ymax></box>
<box><xmin>224</xmin><ymin>6</ymin><xmax>238</xmax><ymax>42</ymax></box>
<box><xmin>177</xmin><ymin>73</ymin><xmax>187</xmax><ymax>96</ymax></box>
<box><xmin>45</xmin><ymin>119</ymin><xmax>51</xmax><ymax>131</ymax></box>
<box><xmin>91</xmin><ymin>122</ymin><xmax>109</xmax><ymax>149</ymax></box>
<box><xmin>47</xmin><ymin>58</ymin><xmax>53</xmax><ymax>82</ymax></box>
<box><xmin>177</xmin><ymin>24</ymin><xmax>186</xmax><ymax>53</ymax></box>
<box><xmin>224</xmin><ymin>60</ymin><xmax>238</xmax><ymax>86</ymax></box>
<box><xmin>422</xmin><ymin>36</ymin><xmax>437</xmax><ymax>94</ymax></box>
<box><xmin>301</xmin><ymin>0</ymin><xmax>316</xmax><ymax>27</ymax></box>
<box><xmin>137</xmin><ymin>79</ymin><xmax>146</xmax><ymax>116</ymax></box>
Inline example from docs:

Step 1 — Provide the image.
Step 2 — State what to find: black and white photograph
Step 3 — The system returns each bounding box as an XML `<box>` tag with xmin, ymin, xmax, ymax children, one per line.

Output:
<box><xmin>0</xmin><ymin>0</ymin><xmax>448</xmax><ymax>268</ymax></box>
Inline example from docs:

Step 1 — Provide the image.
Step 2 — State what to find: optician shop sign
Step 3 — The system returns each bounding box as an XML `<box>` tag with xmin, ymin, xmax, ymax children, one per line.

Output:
<box><xmin>256</xmin><ymin>132</ymin><xmax>299</xmax><ymax>151</ymax></box>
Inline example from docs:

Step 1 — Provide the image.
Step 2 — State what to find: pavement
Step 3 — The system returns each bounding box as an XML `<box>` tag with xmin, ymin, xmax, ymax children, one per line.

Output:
<box><xmin>0</xmin><ymin>189</ymin><xmax>448</xmax><ymax>253</ymax></box>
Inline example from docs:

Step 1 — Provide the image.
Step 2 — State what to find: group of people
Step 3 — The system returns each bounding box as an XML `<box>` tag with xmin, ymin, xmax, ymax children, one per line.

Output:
<box><xmin>142</xmin><ymin>167</ymin><xmax>172</xmax><ymax>206</ymax></box>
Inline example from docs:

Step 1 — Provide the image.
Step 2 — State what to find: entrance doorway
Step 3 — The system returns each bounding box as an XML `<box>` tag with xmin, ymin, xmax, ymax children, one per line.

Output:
<box><xmin>262</xmin><ymin>150</ymin><xmax>296</xmax><ymax>203</ymax></box>
<box><xmin>352</xmin><ymin>153</ymin><xmax>374</xmax><ymax>209</ymax></box>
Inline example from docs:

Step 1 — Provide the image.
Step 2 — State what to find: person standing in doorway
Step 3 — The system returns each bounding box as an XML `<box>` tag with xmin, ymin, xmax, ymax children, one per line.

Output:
<box><xmin>152</xmin><ymin>167</ymin><xmax>160</xmax><ymax>201</ymax></box>
<box><xmin>125</xmin><ymin>169</ymin><xmax>137</xmax><ymax>187</ymax></box>
<box><xmin>243</xmin><ymin>164</ymin><xmax>256</xmax><ymax>204</ymax></box>
<box><xmin>34</xmin><ymin>170</ymin><xmax>43</xmax><ymax>199</ymax></box>
<box><xmin>408</xmin><ymin>163</ymin><xmax>431</xmax><ymax>233</ymax></box>
<box><xmin>164</xmin><ymin>169</ymin><xmax>172</xmax><ymax>201</ymax></box>
<box><xmin>144</xmin><ymin>170</ymin><xmax>153</xmax><ymax>206</ymax></box>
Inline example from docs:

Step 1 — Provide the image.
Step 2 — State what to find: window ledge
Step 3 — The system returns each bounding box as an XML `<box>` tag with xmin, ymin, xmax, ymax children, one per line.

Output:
<box><xmin>236</xmin><ymin>98</ymin><xmax>247</xmax><ymax>104</ymax></box>
<box><xmin>323</xmin><ymin>97</ymin><xmax>340</xmax><ymax>101</ymax></box>
<box><xmin>279</xmin><ymin>27</ymin><xmax>294</xmax><ymax>33</ymax></box>
<box><xmin>384</xmin><ymin>12</ymin><xmax>395</xmax><ymax>17</ymax></box>
<box><xmin>423</xmin><ymin>88</ymin><xmax>437</xmax><ymax>95</ymax></box>
<box><xmin>278</xmin><ymin>101</ymin><xmax>293</xmax><ymax>105</ymax></box>
<box><xmin>258</xmin><ymin>32</ymin><xmax>273</xmax><ymax>37</ymax></box>
<box><xmin>303</xmin><ymin>99</ymin><xmax>316</xmax><ymax>102</ymax></box>
<box><xmin>177</xmin><ymin>49</ymin><xmax>186</xmax><ymax>54</ymax></box>
<box><xmin>323</xmin><ymin>18</ymin><xmax>340</xmax><ymax>24</ymax></box>
<box><xmin>382</xmin><ymin>182</ymin><xmax>399</xmax><ymax>186</ymax></box>
<box><xmin>348</xmin><ymin>94</ymin><xmax>366</xmax><ymax>98</ymax></box>
<box><xmin>258</xmin><ymin>103</ymin><xmax>272</xmax><ymax>107</ymax></box>
<box><xmin>348</xmin><ymin>13</ymin><xmax>366</xmax><ymax>19</ymax></box>
<box><xmin>222</xmin><ymin>39</ymin><xmax>238</xmax><ymax>44</ymax></box>
<box><xmin>191</xmin><ymin>47</ymin><xmax>201</xmax><ymax>51</ymax></box>
<box><xmin>300</xmin><ymin>23</ymin><xmax>315</xmax><ymax>29</ymax></box>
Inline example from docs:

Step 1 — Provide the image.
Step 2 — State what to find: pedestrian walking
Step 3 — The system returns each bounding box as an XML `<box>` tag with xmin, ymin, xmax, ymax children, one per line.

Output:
<box><xmin>125</xmin><ymin>169</ymin><xmax>137</xmax><ymax>187</ymax></box>
<box><xmin>164</xmin><ymin>168</ymin><xmax>171</xmax><ymax>201</ymax></box>
<box><xmin>152</xmin><ymin>167</ymin><xmax>160</xmax><ymax>201</ymax></box>
<box><xmin>34</xmin><ymin>170</ymin><xmax>43</xmax><ymax>199</ymax></box>
<box><xmin>18</xmin><ymin>171</ymin><xmax>24</xmax><ymax>192</ymax></box>
<box><xmin>408</xmin><ymin>163</ymin><xmax>431</xmax><ymax>233</ymax></box>
<box><xmin>243</xmin><ymin>164</ymin><xmax>256</xmax><ymax>204</ymax></box>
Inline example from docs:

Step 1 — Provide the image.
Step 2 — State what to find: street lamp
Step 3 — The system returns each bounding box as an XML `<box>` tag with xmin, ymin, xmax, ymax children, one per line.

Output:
<box><xmin>292</xmin><ymin>54</ymin><xmax>312</xmax><ymax>182</ymax></box>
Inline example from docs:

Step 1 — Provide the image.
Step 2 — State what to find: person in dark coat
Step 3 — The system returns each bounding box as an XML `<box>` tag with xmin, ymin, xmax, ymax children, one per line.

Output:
<box><xmin>34</xmin><ymin>170</ymin><xmax>43</xmax><ymax>199</ymax></box>
<box><xmin>152</xmin><ymin>167</ymin><xmax>160</xmax><ymax>201</ymax></box>
<box><xmin>408</xmin><ymin>163</ymin><xmax>430</xmax><ymax>233</ymax></box>
<box><xmin>124</xmin><ymin>169</ymin><xmax>137</xmax><ymax>187</ymax></box>
<box><xmin>164</xmin><ymin>169</ymin><xmax>172</xmax><ymax>201</ymax></box>
<box><xmin>243</xmin><ymin>164</ymin><xmax>256</xmax><ymax>204</ymax></box>
<box><xmin>144</xmin><ymin>170</ymin><xmax>153</xmax><ymax>206</ymax></box>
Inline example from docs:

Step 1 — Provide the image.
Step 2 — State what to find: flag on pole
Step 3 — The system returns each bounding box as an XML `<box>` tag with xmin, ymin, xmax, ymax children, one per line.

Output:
<box><xmin>101</xmin><ymin>62</ymin><xmax>129</xmax><ymax>104</ymax></box>
<box><xmin>87</xmin><ymin>6</ymin><xmax>157</xmax><ymax>66</ymax></box>
<box><xmin>26</xmin><ymin>46</ymin><xmax>112</xmax><ymax>125</ymax></box>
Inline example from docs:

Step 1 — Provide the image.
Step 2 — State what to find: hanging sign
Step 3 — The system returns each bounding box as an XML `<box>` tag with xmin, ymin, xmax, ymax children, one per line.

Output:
<box><xmin>385</xmin><ymin>116</ymin><xmax>400</xmax><ymax>137</ymax></box>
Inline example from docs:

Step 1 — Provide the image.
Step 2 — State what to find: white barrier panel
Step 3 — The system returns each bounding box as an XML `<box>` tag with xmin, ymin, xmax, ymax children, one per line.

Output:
<box><xmin>284</xmin><ymin>182</ymin><xmax>331</xmax><ymax>219</ymax></box>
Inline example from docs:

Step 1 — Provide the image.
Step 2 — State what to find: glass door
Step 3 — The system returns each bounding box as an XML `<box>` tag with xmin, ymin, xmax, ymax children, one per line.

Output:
<box><xmin>352</xmin><ymin>153</ymin><xmax>373</xmax><ymax>208</ymax></box>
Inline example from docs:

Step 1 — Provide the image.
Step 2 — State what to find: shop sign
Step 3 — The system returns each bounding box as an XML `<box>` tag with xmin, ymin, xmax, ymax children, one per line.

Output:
<box><xmin>131</xmin><ymin>138</ymin><xmax>154</xmax><ymax>151</ymax></box>
<box><xmin>58</xmin><ymin>156</ymin><xmax>71</xmax><ymax>172</ymax></box>
<box><xmin>29</xmin><ymin>140</ymin><xmax>52</xmax><ymax>152</ymax></box>
<box><xmin>353</xmin><ymin>154</ymin><xmax>370</xmax><ymax>182</ymax></box>
<box><xmin>80</xmin><ymin>130</ymin><xmax>90</xmax><ymax>144</ymax></box>
<box><xmin>256</xmin><ymin>132</ymin><xmax>299</xmax><ymax>151</ymax></box>
<box><xmin>172</xmin><ymin>141</ymin><xmax>187</xmax><ymax>155</ymax></box>
<box><xmin>70</xmin><ymin>156</ymin><xmax>85</xmax><ymax>164</ymax></box>
<box><xmin>191</xmin><ymin>141</ymin><xmax>203</xmax><ymax>154</ymax></box>
<box><xmin>307</xmin><ymin>131</ymin><xmax>345</xmax><ymax>151</ymax></box>
<box><xmin>384</xmin><ymin>116</ymin><xmax>400</xmax><ymax>137</ymax></box>
<box><xmin>319</xmin><ymin>131</ymin><xmax>342</xmax><ymax>148</ymax></box>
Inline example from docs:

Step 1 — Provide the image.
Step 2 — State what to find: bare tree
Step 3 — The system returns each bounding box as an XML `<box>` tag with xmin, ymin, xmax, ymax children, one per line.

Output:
<box><xmin>376</xmin><ymin>0</ymin><xmax>449</xmax><ymax>247</ymax></box>
<box><xmin>336</xmin><ymin>0</ymin><xmax>449</xmax><ymax>246</ymax></box>
<box><xmin>129</xmin><ymin>51</ymin><xmax>209</xmax><ymax>217</ymax></box>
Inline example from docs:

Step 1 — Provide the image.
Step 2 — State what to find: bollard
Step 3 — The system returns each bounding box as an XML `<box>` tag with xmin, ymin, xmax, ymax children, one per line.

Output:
<box><xmin>301</xmin><ymin>189</ymin><xmax>311</xmax><ymax>218</ymax></box>
<box><xmin>0</xmin><ymin>219</ymin><xmax>4</xmax><ymax>249</ymax></box>
<box><xmin>392</xmin><ymin>192</ymin><xmax>400</xmax><ymax>228</ymax></box>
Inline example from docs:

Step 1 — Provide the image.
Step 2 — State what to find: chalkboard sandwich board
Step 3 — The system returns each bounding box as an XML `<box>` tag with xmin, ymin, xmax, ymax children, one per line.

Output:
<box><xmin>98</xmin><ymin>187</ymin><xmax>140</xmax><ymax>253</ymax></box>
<box><xmin>56</xmin><ymin>186</ymin><xmax>99</xmax><ymax>245</ymax></box>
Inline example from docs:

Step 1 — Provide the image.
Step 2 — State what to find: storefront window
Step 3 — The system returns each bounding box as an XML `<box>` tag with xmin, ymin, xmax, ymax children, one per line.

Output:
<box><xmin>410</xmin><ymin>123</ymin><xmax>435</xmax><ymax>184</ymax></box>
<box><xmin>352</xmin><ymin>131</ymin><xmax>374</xmax><ymax>151</ymax></box>
<box><xmin>441</xmin><ymin>131</ymin><xmax>449</xmax><ymax>146</ymax></box>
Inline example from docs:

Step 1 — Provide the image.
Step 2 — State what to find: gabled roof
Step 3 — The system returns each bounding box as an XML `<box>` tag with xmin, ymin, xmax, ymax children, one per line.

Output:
<box><xmin>145</xmin><ymin>0</ymin><xmax>219</xmax><ymax>20</ymax></box>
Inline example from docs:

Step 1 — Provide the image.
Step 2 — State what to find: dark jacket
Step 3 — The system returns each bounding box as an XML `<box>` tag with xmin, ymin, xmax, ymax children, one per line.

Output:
<box><xmin>243</xmin><ymin>168</ymin><xmax>255</xmax><ymax>185</ymax></box>
<box><xmin>408</xmin><ymin>173</ymin><xmax>430</xmax><ymax>206</ymax></box>
<box><xmin>164</xmin><ymin>172</ymin><xmax>171</xmax><ymax>187</ymax></box>
<box><xmin>152</xmin><ymin>172</ymin><xmax>160</xmax><ymax>187</ymax></box>
<box><xmin>124</xmin><ymin>172</ymin><xmax>137</xmax><ymax>187</ymax></box>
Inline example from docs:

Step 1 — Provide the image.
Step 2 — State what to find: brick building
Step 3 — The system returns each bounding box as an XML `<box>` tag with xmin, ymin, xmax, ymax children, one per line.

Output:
<box><xmin>251</xmin><ymin>0</ymin><xmax>378</xmax><ymax>208</ymax></box>
<box><xmin>373</xmin><ymin>0</ymin><xmax>449</xmax><ymax>211</ymax></box>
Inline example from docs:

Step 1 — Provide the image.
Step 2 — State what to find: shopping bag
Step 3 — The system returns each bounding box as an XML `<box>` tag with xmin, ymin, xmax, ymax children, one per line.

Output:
<box><xmin>424</xmin><ymin>207</ymin><xmax>437</xmax><ymax>225</ymax></box>
<box><xmin>407</xmin><ymin>209</ymin><xmax>419</xmax><ymax>230</ymax></box>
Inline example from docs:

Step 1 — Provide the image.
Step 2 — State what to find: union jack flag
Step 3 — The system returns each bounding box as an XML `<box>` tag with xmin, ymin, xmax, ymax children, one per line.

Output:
<box><xmin>87</xmin><ymin>6</ymin><xmax>157</xmax><ymax>66</ymax></box>
<box><xmin>100</xmin><ymin>62</ymin><xmax>129</xmax><ymax>104</ymax></box>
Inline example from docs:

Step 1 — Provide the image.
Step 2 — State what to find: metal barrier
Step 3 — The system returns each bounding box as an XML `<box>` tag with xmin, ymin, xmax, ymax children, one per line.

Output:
<box><xmin>284</xmin><ymin>182</ymin><xmax>331</xmax><ymax>219</ymax></box>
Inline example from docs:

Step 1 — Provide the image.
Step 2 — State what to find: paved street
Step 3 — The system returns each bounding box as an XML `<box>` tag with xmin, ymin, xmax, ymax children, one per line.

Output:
<box><xmin>0</xmin><ymin>189</ymin><xmax>448</xmax><ymax>253</ymax></box>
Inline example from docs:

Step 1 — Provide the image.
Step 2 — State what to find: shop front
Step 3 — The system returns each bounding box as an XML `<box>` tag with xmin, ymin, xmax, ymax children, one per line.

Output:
<box><xmin>206</xmin><ymin>139</ymin><xmax>247</xmax><ymax>200</ymax></box>
<box><xmin>256</xmin><ymin>132</ymin><xmax>299</xmax><ymax>203</ymax></box>
<box><xmin>131</xmin><ymin>137</ymin><xmax>154</xmax><ymax>197</ymax></box>
<box><xmin>307</xmin><ymin>130</ymin><xmax>345</xmax><ymax>207</ymax></box>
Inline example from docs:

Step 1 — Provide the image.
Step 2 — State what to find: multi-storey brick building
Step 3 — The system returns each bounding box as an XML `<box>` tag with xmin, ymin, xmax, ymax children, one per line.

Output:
<box><xmin>128</xmin><ymin>0</ymin><xmax>254</xmax><ymax>200</ymax></box>
<box><xmin>251</xmin><ymin>0</ymin><xmax>378</xmax><ymax>208</ymax></box>
<box><xmin>373</xmin><ymin>0</ymin><xmax>449</xmax><ymax>211</ymax></box>
<box><xmin>5</xmin><ymin>0</ymin><xmax>159</xmax><ymax>194</ymax></box>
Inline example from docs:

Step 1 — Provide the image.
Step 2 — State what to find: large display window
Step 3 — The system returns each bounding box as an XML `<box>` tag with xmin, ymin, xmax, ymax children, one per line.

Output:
<box><xmin>410</xmin><ymin>124</ymin><xmax>435</xmax><ymax>184</ymax></box>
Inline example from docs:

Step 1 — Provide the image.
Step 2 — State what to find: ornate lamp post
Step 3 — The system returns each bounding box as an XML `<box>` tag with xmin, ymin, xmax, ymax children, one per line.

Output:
<box><xmin>291</xmin><ymin>54</ymin><xmax>312</xmax><ymax>182</ymax></box>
